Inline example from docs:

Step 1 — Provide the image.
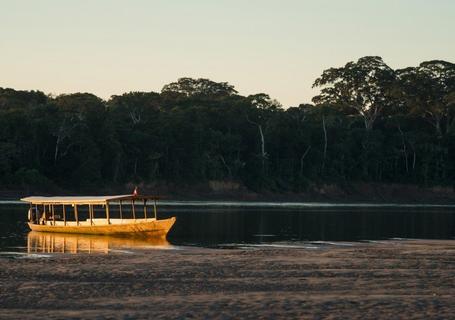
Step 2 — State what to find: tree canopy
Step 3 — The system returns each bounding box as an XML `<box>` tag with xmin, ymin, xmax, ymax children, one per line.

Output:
<box><xmin>0</xmin><ymin>56</ymin><xmax>454</xmax><ymax>193</ymax></box>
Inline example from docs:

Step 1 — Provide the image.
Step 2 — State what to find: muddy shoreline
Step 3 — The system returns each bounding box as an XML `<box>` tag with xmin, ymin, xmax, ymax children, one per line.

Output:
<box><xmin>1</xmin><ymin>182</ymin><xmax>454</xmax><ymax>205</ymax></box>
<box><xmin>1</xmin><ymin>240</ymin><xmax>455</xmax><ymax>319</ymax></box>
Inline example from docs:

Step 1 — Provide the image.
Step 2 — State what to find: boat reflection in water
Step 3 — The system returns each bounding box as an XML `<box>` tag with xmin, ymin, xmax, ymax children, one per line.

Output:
<box><xmin>27</xmin><ymin>231</ymin><xmax>171</xmax><ymax>254</ymax></box>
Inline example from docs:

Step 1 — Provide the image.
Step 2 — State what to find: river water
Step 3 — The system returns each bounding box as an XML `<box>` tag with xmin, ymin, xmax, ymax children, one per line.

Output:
<box><xmin>1</xmin><ymin>202</ymin><xmax>454</xmax><ymax>254</ymax></box>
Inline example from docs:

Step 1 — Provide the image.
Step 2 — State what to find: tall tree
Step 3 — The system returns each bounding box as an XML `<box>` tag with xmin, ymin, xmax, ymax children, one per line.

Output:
<box><xmin>107</xmin><ymin>92</ymin><xmax>162</xmax><ymax>181</ymax></box>
<box><xmin>312</xmin><ymin>56</ymin><xmax>396</xmax><ymax>130</ymax></box>
<box><xmin>161</xmin><ymin>78</ymin><xmax>237</xmax><ymax>98</ymax></box>
<box><xmin>245</xmin><ymin>94</ymin><xmax>282</xmax><ymax>179</ymax></box>
<box><xmin>396</xmin><ymin>60</ymin><xmax>455</xmax><ymax>136</ymax></box>
<box><xmin>51</xmin><ymin>93</ymin><xmax>106</xmax><ymax>186</ymax></box>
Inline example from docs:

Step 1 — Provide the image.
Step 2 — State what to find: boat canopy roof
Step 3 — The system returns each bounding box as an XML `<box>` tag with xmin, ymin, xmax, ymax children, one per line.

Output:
<box><xmin>21</xmin><ymin>194</ymin><xmax>160</xmax><ymax>205</ymax></box>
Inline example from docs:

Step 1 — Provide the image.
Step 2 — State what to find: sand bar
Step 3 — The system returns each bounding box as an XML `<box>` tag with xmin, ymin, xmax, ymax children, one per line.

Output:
<box><xmin>1</xmin><ymin>240</ymin><xmax>455</xmax><ymax>319</ymax></box>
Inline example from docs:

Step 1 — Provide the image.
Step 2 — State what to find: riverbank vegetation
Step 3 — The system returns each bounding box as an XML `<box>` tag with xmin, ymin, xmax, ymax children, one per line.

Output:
<box><xmin>0</xmin><ymin>56</ymin><xmax>454</xmax><ymax>195</ymax></box>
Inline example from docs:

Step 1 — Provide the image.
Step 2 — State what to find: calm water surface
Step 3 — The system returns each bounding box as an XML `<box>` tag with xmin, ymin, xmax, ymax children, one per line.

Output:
<box><xmin>1</xmin><ymin>202</ymin><xmax>454</xmax><ymax>254</ymax></box>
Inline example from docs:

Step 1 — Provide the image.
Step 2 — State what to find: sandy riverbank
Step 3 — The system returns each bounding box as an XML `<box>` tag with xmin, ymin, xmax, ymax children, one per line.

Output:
<box><xmin>1</xmin><ymin>240</ymin><xmax>455</xmax><ymax>319</ymax></box>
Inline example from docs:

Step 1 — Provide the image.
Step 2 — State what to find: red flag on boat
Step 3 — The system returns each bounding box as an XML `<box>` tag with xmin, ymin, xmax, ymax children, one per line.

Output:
<box><xmin>133</xmin><ymin>186</ymin><xmax>138</xmax><ymax>196</ymax></box>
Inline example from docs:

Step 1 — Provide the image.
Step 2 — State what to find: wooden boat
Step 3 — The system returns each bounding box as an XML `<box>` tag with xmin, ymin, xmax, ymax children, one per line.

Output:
<box><xmin>21</xmin><ymin>194</ymin><xmax>176</xmax><ymax>237</ymax></box>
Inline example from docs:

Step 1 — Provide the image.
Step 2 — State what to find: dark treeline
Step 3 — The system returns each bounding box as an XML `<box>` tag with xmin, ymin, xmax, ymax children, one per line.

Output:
<box><xmin>1</xmin><ymin>56</ymin><xmax>454</xmax><ymax>193</ymax></box>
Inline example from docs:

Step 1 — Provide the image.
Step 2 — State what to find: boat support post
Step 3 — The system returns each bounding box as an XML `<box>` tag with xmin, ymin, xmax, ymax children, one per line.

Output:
<box><xmin>63</xmin><ymin>204</ymin><xmax>66</xmax><ymax>226</ymax></box>
<box><xmin>153</xmin><ymin>199</ymin><xmax>157</xmax><ymax>219</ymax></box>
<box><xmin>106</xmin><ymin>202</ymin><xmax>110</xmax><ymax>224</ymax></box>
<box><xmin>143</xmin><ymin>199</ymin><xmax>147</xmax><ymax>220</ymax></box>
<box><xmin>75</xmin><ymin>204</ymin><xmax>79</xmax><ymax>226</ymax></box>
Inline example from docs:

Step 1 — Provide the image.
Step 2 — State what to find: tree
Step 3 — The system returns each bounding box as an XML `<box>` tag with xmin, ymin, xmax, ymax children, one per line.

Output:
<box><xmin>312</xmin><ymin>56</ymin><xmax>396</xmax><ymax>130</ymax></box>
<box><xmin>107</xmin><ymin>92</ymin><xmax>162</xmax><ymax>182</ymax></box>
<box><xmin>161</xmin><ymin>78</ymin><xmax>238</xmax><ymax>98</ymax></box>
<box><xmin>396</xmin><ymin>60</ymin><xmax>455</xmax><ymax>136</ymax></box>
<box><xmin>0</xmin><ymin>88</ymin><xmax>47</xmax><ymax>111</ymax></box>
<box><xmin>50</xmin><ymin>93</ymin><xmax>107</xmax><ymax>187</ymax></box>
<box><xmin>244</xmin><ymin>94</ymin><xmax>283</xmax><ymax>184</ymax></box>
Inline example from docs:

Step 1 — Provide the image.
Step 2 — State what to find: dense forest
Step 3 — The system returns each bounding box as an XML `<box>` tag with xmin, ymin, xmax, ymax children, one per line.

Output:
<box><xmin>0</xmin><ymin>56</ymin><xmax>454</xmax><ymax>195</ymax></box>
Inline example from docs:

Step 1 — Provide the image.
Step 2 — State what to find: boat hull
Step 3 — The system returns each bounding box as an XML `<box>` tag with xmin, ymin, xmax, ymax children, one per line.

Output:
<box><xmin>27</xmin><ymin>217</ymin><xmax>176</xmax><ymax>237</ymax></box>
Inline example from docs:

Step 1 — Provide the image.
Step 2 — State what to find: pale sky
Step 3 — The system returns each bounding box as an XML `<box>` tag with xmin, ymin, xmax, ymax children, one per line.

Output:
<box><xmin>1</xmin><ymin>0</ymin><xmax>454</xmax><ymax>107</ymax></box>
